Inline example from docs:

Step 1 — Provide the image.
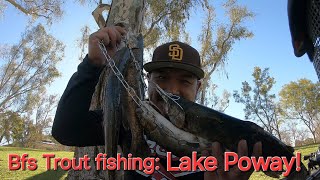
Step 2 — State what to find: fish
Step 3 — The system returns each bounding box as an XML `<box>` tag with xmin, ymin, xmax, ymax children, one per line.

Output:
<box><xmin>103</xmin><ymin>35</ymin><xmax>149</xmax><ymax>179</ymax></box>
<box><xmin>103</xmin><ymin>46</ymin><xmax>130</xmax><ymax>180</ymax></box>
<box><xmin>138</xmin><ymin>84</ymin><xmax>309</xmax><ymax>179</ymax></box>
<box><xmin>120</xmin><ymin>35</ymin><xmax>150</xmax><ymax>158</ymax></box>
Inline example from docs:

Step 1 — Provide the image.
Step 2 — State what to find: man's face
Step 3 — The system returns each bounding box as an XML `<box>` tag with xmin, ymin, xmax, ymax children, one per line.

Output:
<box><xmin>147</xmin><ymin>68</ymin><xmax>201</xmax><ymax>115</ymax></box>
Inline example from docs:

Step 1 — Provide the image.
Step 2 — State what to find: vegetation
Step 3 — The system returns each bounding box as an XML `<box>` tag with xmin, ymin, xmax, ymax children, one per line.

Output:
<box><xmin>0</xmin><ymin>24</ymin><xmax>63</xmax><ymax>146</ymax></box>
<box><xmin>279</xmin><ymin>79</ymin><xmax>320</xmax><ymax>143</ymax></box>
<box><xmin>0</xmin><ymin>146</ymin><xmax>73</xmax><ymax>179</ymax></box>
<box><xmin>234</xmin><ymin>67</ymin><xmax>283</xmax><ymax>140</ymax></box>
<box><xmin>234</xmin><ymin>67</ymin><xmax>320</xmax><ymax>145</ymax></box>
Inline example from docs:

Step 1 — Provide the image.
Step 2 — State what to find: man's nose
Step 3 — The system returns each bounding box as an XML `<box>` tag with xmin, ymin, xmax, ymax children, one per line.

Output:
<box><xmin>164</xmin><ymin>83</ymin><xmax>180</xmax><ymax>96</ymax></box>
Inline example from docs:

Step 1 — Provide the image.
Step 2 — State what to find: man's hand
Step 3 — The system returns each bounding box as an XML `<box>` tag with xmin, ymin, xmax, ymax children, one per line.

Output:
<box><xmin>88</xmin><ymin>26</ymin><xmax>126</xmax><ymax>67</ymax></box>
<box><xmin>204</xmin><ymin>140</ymin><xmax>262</xmax><ymax>180</ymax></box>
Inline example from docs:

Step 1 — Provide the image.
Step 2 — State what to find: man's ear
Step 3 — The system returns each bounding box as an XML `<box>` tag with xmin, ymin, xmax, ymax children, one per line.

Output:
<box><xmin>196</xmin><ymin>79</ymin><xmax>202</xmax><ymax>92</ymax></box>
<box><xmin>194</xmin><ymin>80</ymin><xmax>202</xmax><ymax>102</ymax></box>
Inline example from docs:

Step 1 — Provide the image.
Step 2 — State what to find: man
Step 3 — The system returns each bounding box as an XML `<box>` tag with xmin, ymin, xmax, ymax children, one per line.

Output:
<box><xmin>52</xmin><ymin>26</ymin><xmax>262</xmax><ymax>179</ymax></box>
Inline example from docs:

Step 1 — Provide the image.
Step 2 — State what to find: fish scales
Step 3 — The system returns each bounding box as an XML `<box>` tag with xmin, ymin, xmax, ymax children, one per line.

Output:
<box><xmin>175</xmin><ymin>97</ymin><xmax>293</xmax><ymax>158</ymax></box>
<box><xmin>121</xmin><ymin>35</ymin><xmax>150</xmax><ymax>158</ymax></box>
<box><xmin>139</xmin><ymin>85</ymin><xmax>309</xmax><ymax>179</ymax></box>
<box><xmin>171</xmin><ymin>96</ymin><xmax>309</xmax><ymax>179</ymax></box>
<box><xmin>103</xmin><ymin>35</ymin><xmax>149</xmax><ymax>180</ymax></box>
<box><xmin>103</xmin><ymin>47</ymin><xmax>130</xmax><ymax>180</ymax></box>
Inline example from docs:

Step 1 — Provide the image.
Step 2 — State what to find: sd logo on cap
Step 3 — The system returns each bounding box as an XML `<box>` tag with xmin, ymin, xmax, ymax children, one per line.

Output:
<box><xmin>168</xmin><ymin>44</ymin><xmax>183</xmax><ymax>61</ymax></box>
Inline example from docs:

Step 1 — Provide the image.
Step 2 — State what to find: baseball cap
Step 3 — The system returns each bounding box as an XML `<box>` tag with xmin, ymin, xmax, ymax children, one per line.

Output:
<box><xmin>143</xmin><ymin>41</ymin><xmax>204</xmax><ymax>79</ymax></box>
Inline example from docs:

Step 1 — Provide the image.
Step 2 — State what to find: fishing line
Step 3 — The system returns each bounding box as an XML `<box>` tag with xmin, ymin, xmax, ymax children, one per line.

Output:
<box><xmin>147</xmin><ymin>80</ymin><xmax>183</xmax><ymax>109</ymax></box>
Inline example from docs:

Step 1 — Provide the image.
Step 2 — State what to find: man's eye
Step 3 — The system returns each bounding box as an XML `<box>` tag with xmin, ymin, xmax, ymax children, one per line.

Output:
<box><xmin>158</xmin><ymin>76</ymin><xmax>166</xmax><ymax>79</ymax></box>
<box><xmin>182</xmin><ymin>80</ymin><xmax>192</xmax><ymax>85</ymax></box>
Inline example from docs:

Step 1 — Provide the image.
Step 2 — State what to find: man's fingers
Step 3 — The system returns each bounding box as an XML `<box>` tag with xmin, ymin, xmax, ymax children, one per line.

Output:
<box><xmin>230</xmin><ymin>140</ymin><xmax>248</xmax><ymax>175</ymax></box>
<box><xmin>236</xmin><ymin>140</ymin><xmax>262</xmax><ymax>177</ymax></box>
<box><xmin>252</xmin><ymin>141</ymin><xmax>262</xmax><ymax>158</ymax></box>
<box><xmin>212</xmin><ymin>142</ymin><xmax>225</xmax><ymax>176</ymax></box>
<box><xmin>207</xmin><ymin>141</ymin><xmax>260</xmax><ymax>180</ymax></box>
<box><xmin>91</xmin><ymin>26</ymin><xmax>126</xmax><ymax>48</ymax></box>
<box><xmin>204</xmin><ymin>146</ymin><xmax>219</xmax><ymax>180</ymax></box>
<box><xmin>212</xmin><ymin>142</ymin><xmax>223</xmax><ymax>160</ymax></box>
<box><xmin>90</xmin><ymin>29</ymin><xmax>110</xmax><ymax>47</ymax></box>
<box><xmin>106</xmin><ymin>28</ymin><xmax>118</xmax><ymax>48</ymax></box>
<box><xmin>114</xmin><ymin>29</ymin><xmax>122</xmax><ymax>44</ymax></box>
<box><xmin>99</xmin><ymin>26</ymin><xmax>124</xmax><ymax>48</ymax></box>
<box><xmin>109</xmin><ymin>26</ymin><xmax>123</xmax><ymax>45</ymax></box>
<box><xmin>102</xmin><ymin>33</ymin><xmax>110</xmax><ymax>47</ymax></box>
<box><xmin>114</xmin><ymin>26</ymin><xmax>127</xmax><ymax>36</ymax></box>
<box><xmin>237</xmin><ymin>139</ymin><xmax>248</xmax><ymax>157</ymax></box>
<box><xmin>87</xmin><ymin>25</ymin><xmax>127</xmax><ymax>66</ymax></box>
<box><xmin>242</xmin><ymin>141</ymin><xmax>262</xmax><ymax>176</ymax></box>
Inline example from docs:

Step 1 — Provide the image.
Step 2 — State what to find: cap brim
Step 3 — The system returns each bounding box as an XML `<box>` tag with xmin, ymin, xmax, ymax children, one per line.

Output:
<box><xmin>144</xmin><ymin>61</ymin><xmax>204</xmax><ymax>79</ymax></box>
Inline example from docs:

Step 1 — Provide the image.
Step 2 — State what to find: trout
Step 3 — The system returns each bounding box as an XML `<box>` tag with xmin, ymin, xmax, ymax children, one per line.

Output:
<box><xmin>103</xmin><ymin>35</ymin><xmax>149</xmax><ymax>180</ymax></box>
<box><xmin>120</xmin><ymin>35</ymin><xmax>149</xmax><ymax>158</ymax></box>
<box><xmin>138</xmin><ymin>84</ymin><xmax>309</xmax><ymax>179</ymax></box>
<box><xmin>103</xmin><ymin>47</ymin><xmax>130</xmax><ymax>180</ymax></box>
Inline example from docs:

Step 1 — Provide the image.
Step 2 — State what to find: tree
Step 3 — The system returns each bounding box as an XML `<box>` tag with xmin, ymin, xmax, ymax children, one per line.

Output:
<box><xmin>9</xmin><ymin>112</ymin><xmax>25</xmax><ymax>146</ymax></box>
<box><xmin>33</xmin><ymin>94</ymin><xmax>59</xmax><ymax>135</ymax></box>
<box><xmin>77</xmin><ymin>25</ymin><xmax>91</xmax><ymax>61</ymax></box>
<box><xmin>2</xmin><ymin>0</ymin><xmax>64</xmax><ymax>24</ymax></box>
<box><xmin>0</xmin><ymin>1</ymin><xmax>7</xmax><ymax>18</ymax></box>
<box><xmin>198</xmin><ymin>0</ymin><xmax>254</xmax><ymax>105</ymax></box>
<box><xmin>279</xmin><ymin>78</ymin><xmax>320</xmax><ymax>143</ymax></box>
<box><xmin>141</xmin><ymin>0</ymin><xmax>201</xmax><ymax>48</ymax></box>
<box><xmin>75</xmin><ymin>0</ymin><xmax>202</xmax><ymax>59</ymax></box>
<box><xmin>0</xmin><ymin>24</ymin><xmax>64</xmax><ymax>143</ymax></box>
<box><xmin>203</xmin><ymin>84</ymin><xmax>231</xmax><ymax>112</ymax></box>
<box><xmin>217</xmin><ymin>90</ymin><xmax>231</xmax><ymax>112</ymax></box>
<box><xmin>233</xmin><ymin>67</ymin><xmax>284</xmax><ymax>140</ymax></box>
<box><xmin>0</xmin><ymin>110</ymin><xmax>19</xmax><ymax>144</ymax></box>
<box><xmin>282</xmin><ymin>121</ymin><xmax>313</xmax><ymax>147</ymax></box>
<box><xmin>0</xmin><ymin>94</ymin><xmax>58</xmax><ymax>147</ymax></box>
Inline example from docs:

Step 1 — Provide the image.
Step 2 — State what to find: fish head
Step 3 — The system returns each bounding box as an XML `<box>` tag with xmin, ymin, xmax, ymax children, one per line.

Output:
<box><xmin>148</xmin><ymin>82</ymin><xmax>186</xmax><ymax>128</ymax></box>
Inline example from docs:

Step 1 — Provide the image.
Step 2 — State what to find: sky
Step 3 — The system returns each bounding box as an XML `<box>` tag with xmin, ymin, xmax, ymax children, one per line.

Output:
<box><xmin>0</xmin><ymin>1</ymin><xmax>318</xmax><ymax>125</ymax></box>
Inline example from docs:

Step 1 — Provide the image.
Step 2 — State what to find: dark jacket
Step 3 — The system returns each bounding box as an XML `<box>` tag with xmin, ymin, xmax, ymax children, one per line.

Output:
<box><xmin>52</xmin><ymin>55</ymin><xmax>104</xmax><ymax>146</ymax></box>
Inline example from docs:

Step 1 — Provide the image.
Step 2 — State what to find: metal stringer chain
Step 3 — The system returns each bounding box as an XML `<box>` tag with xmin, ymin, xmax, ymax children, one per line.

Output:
<box><xmin>98</xmin><ymin>36</ymin><xmax>146</xmax><ymax>107</ymax></box>
<box><xmin>123</xmin><ymin>34</ymin><xmax>148</xmax><ymax>93</ymax></box>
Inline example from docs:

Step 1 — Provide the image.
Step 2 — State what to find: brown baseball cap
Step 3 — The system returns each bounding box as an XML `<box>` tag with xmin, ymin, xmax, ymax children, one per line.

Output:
<box><xmin>143</xmin><ymin>41</ymin><xmax>204</xmax><ymax>79</ymax></box>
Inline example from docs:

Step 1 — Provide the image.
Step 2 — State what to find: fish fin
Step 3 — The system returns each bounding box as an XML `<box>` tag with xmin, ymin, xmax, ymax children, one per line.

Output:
<box><xmin>287</xmin><ymin>145</ymin><xmax>295</xmax><ymax>153</ymax></box>
<box><xmin>285</xmin><ymin>165</ymin><xmax>309</xmax><ymax>180</ymax></box>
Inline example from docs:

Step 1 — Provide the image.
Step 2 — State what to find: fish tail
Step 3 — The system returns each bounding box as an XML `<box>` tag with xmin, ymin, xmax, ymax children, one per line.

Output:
<box><xmin>287</xmin><ymin>145</ymin><xmax>295</xmax><ymax>153</ymax></box>
<box><xmin>285</xmin><ymin>164</ymin><xmax>309</xmax><ymax>180</ymax></box>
